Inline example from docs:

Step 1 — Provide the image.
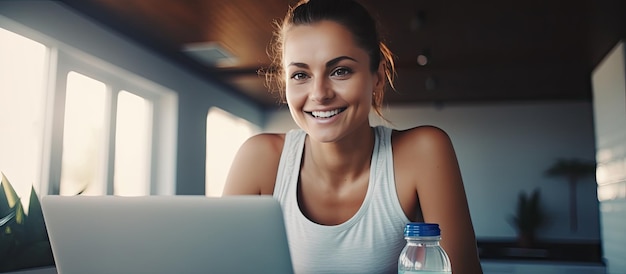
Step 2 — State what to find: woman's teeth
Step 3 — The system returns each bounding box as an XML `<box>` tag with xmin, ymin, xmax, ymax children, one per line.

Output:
<box><xmin>311</xmin><ymin>109</ymin><xmax>341</xmax><ymax>118</ymax></box>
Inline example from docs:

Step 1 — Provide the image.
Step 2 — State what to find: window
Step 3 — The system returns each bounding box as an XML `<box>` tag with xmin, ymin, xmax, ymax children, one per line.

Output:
<box><xmin>0</xmin><ymin>27</ymin><xmax>48</xmax><ymax>212</ymax></box>
<box><xmin>0</xmin><ymin>22</ymin><xmax>176</xmax><ymax>273</ymax></box>
<box><xmin>206</xmin><ymin>107</ymin><xmax>258</xmax><ymax>197</ymax></box>
<box><xmin>59</xmin><ymin>75</ymin><xmax>155</xmax><ymax>196</ymax></box>
<box><xmin>0</xmin><ymin>21</ymin><xmax>177</xmax><ymax>198</ymax></box>
<box><xmin>59</xmin><ymin>72</ymin><xmax>108</xmax><ymax>195</ymax></box>
<box><xmin>113</xmin><ymin>91</ymin><xmax>153</xmax><ymax>196</ymax></box>
<box><xmin>53</xmin><ymin>56</ymin><xmax>176</xmax><ymax>196</ymax></box>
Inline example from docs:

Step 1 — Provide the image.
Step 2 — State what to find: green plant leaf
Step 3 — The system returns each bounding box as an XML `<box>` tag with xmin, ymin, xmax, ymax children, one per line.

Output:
<box><xmin>0</xmin><ymin>172</ymin><xmax>20</xmax><ymax>217</ymax></box>
<box><xmin>24</xmin><ymin>187</ymin><xmax>50</xmax><ymax>244</ymax></box>
<box><xmin>509</xmin><ymin>188</ymin><xmax>546</xmax><ymax>234</ymax></box>
<box><xmin>545</xmin><ymin>158</ymin><xmax>596</xmax><ymax>178</ymax></box>
<box><xmin>0</xmin><ymin>223</ymin><xmax>16</xmax><ymax>258</ymax></box>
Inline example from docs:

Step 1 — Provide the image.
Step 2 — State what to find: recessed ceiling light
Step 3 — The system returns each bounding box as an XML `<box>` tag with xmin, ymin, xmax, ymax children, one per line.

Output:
<box><xmin>182</xmin><ymin>42</ymin><xmax>238</xmax><ymax>68</ymax></box>
<box><xmin>417</xmin><ymin>54</ymin><xmax>429</xmax><ymax>66</ymax></box>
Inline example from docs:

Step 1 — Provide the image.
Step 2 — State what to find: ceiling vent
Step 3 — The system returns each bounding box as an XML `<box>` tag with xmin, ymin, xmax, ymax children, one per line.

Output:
<box><xmin>182</xmin><ymin>42</ymin><xmax>238</xmax><ymax>68</ymax></box>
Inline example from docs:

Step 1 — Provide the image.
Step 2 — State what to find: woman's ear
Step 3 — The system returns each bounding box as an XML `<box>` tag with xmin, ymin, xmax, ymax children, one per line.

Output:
<box><xmin>374</xmin><ymin>60</ymin><xmax>386</xmax><ymax>92</ymax></box>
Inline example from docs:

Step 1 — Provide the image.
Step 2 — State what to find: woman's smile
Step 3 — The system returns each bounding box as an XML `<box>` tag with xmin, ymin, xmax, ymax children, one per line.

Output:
<box><xmin>306</xmin><ymin>107</ymin><xmax>347</xmax><ymax>119</ymax></box>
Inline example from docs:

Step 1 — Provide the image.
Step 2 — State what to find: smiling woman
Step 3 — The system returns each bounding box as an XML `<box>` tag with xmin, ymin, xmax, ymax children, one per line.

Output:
<box><xmin>223</xmin><ymin>1</ymin><xmax>483</xmax><ymax>273</ymax></box>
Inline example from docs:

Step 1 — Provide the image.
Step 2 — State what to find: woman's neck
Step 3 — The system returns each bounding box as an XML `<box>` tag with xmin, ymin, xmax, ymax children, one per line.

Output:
<box><xmin>303</xmin><ymin>125</ymin><xmax>375</xmax><ymax>186</ymax></box>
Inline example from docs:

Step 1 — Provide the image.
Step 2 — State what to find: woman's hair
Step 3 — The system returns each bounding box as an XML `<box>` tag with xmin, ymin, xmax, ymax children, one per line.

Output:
<box><xmin>265</xmin><ymin>0</ymin><xmax>396</xmax><ymax>117</ymax></box>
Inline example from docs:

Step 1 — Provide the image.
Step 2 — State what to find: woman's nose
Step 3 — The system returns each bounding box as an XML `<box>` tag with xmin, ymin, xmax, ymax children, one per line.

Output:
<box><xmin>309</xmin><ymin>77</ymin><xmax>334</xmax><ymax>102</ymax></box>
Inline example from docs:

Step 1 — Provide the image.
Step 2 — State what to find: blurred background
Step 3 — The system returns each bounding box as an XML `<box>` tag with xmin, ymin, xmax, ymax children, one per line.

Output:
<box><xmin>0</xmin><ymin>0</ymin><xmax>625</xmax><ymax>273</ymax></box>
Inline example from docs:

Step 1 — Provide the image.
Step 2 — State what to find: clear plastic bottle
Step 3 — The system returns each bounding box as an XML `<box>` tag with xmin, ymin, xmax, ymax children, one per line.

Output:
<box><xmin>398</xmin><ymin>223</ymin><xmax>451</xmax><ymax>274</ymax></box>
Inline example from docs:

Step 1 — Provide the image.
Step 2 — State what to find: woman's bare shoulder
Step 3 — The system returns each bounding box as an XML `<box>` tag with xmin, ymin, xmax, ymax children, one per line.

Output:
<box><xmin>244</xmin><ymin>133</ymin><xmax>286</xmax><ymax>152</ymax></box>
<box><xmin>391</xmin><ymin>125</ymin><xmax>459</xmax><ymax>189</ymax></box>
<box><xmin>223</xmin><ymin>133</ymin><xmax>286</xmax><ymax>195</ymax></box>
<box><xmin>392</xmin><ymin>125</ymin><xmax>453</xmax><ymax>152</ymax></box>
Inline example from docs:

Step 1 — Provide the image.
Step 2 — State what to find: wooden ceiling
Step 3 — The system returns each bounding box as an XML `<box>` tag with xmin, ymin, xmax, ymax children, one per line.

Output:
<box><xmin>58</xmin><ymin>0</ymin><xmax>625</xmax><ymax>109</ymax></box>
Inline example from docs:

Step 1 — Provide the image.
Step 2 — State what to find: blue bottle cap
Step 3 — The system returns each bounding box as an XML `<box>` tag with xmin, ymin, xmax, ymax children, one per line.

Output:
<box><xmin>404</xmin><ymin>222</ymin><xmax>441</xmax><ymax>237</ymax></box>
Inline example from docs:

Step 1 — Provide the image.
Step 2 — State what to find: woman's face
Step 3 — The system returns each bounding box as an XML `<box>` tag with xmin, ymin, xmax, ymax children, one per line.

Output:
<box><xmin>283</xmin><ymin>20</ymin><xmax>382</xmax><ymax>143</ymax></box>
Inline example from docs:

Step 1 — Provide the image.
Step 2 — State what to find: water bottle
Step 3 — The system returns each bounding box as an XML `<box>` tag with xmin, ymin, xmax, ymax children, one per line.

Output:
<box><xmin>398</xmin><ymin>223</ymin><xmax>451</xmax><ymax>274</ymax></box>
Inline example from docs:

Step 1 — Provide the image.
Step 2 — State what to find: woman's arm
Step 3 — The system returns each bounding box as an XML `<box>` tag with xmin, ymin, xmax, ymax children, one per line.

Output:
<box><xmin>399</xmin><ymin>126</ymin><xmax>483</xmax><ymax>274</ymax></box>
<box><xmin>222</xmin><ymin>133</ymin><xmax>284</xmax><ymax>196</ymax></box>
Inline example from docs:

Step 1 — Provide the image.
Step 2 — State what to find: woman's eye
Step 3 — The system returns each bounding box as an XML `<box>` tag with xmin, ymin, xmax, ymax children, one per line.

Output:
<box><xmin>331</xmin><ymin>67</ymin><xmax>351</xmax><ymax>77</ymax></box>
<box><xmin>291</xmin><ymin>72</ymin><xmax>308</xmax><ymax>80</ymax></box>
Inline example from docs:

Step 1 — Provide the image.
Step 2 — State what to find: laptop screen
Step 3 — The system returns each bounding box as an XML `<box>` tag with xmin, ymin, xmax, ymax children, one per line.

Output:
<box><xmin>41</xmin><ymin>195</ymin><xmax>294</xmax><ymax>274</ymax></box>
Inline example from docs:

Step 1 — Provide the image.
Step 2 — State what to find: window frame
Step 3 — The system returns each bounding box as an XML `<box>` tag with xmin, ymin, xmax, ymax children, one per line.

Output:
<box><xmin>0</xmin><ymin>16</ymin><xmax>178</xmax><ymax>197</ymax></box>
<box><xmin>52</xmin><ymin>50</ymin><xmax>178</xmax><ymax>196</ymax></box>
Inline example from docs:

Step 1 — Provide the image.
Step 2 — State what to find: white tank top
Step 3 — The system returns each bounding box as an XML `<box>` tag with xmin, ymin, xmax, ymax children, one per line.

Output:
<box><xmin>273</xmin><ymin>126</ymin><xmax>410</xmax><ymax>274</ymax></box>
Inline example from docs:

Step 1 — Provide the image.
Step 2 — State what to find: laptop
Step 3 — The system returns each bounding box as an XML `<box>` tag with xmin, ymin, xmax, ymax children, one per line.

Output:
<box><xmin>41</xmin><ymin>195</ymin><xmax>294</xmax><ymax>274</ymax></box>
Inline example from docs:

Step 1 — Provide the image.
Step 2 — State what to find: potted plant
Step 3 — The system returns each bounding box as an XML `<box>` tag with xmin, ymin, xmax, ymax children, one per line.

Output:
<box><xmin>0</xmin><ymin>172</ymin><xmax>55</xmax><ymax>272</ymax></box>
<box><xmin>508</xmin><ymin>188</ymin><xmax>546</xmax><ymax>248</ymax></box>
<box><xmin>545</xmin><ymin>158</ymin><xmax>595</xmax><ymax>232</ymax></box>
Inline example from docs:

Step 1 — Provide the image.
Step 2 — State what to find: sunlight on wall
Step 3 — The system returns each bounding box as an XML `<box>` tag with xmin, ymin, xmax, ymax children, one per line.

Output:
<box><xmin>0</xmin><ymin>27</ymin><xmax>47</xmax><ymax>212</ymax></box>
<box><xmin>206</xmin><ymin>107</ymin><xmax>257</xmax><ymax>197</ymax></box>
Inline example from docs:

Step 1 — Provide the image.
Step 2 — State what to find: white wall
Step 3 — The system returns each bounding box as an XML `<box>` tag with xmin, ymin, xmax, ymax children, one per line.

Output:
<box><xmin>266</xmin><ymin>101</ymin><xmax>600</xmax><ymax>241</ymax></box>
<box><xmin>592</xmin><ymin>41</ymin><xmax>626</xmax><ymax>274</ymax></box>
